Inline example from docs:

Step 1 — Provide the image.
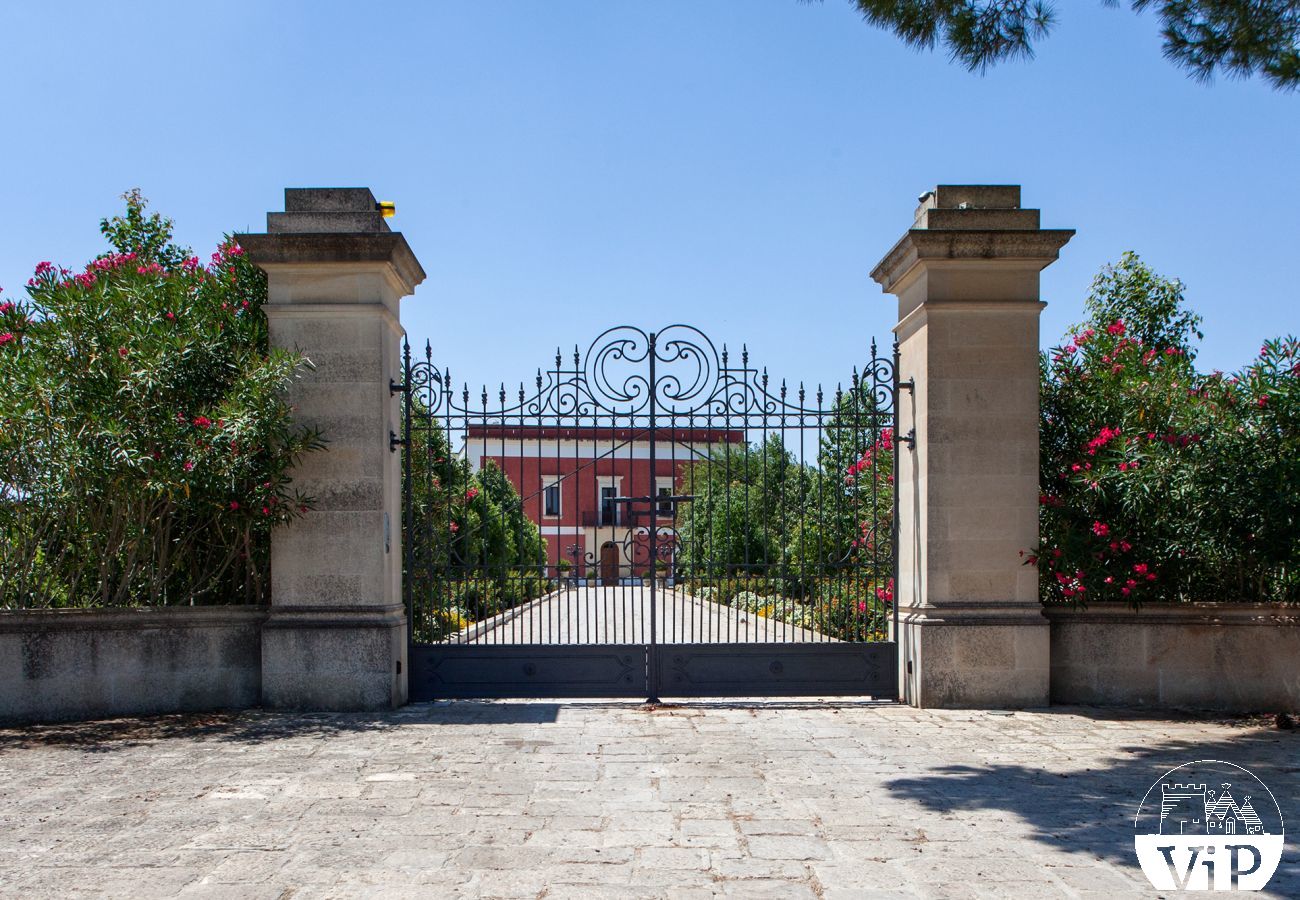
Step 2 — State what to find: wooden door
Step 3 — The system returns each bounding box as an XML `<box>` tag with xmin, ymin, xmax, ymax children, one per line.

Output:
<box><xmin>600</xmin><ymin>542</ymin><xmax>619</xmax><ymax>585</ymax></box>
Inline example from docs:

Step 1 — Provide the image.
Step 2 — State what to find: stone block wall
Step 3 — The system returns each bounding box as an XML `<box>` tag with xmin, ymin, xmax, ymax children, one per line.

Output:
<box><xmin>0</xmin><ymin>607</ymin><xmax>266</xmax><ymax>724</ymax></box>
<box><xmin>1046</xmin><ymin>603</ymin><xmax>1299</xmax><ymax>713</ymax></box>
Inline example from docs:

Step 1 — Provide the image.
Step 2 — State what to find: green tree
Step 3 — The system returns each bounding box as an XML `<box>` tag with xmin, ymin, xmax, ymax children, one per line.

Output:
<box><xmin>0</xmin><ymin>191</ymin><xmax>322</xmax><ymax>607</ymax></box>
<box><xmin>675</xmin><ymin>434</ymin><xmax>812</xmax><ymax>577</ymax></box>
<box><xmin>402</xmin><ymin>405</ymin><xmax>547</xmax><ymax>637</ymax></box>
<box><xmin>833</xmin><ymin>1</ymin><xmax>1300</xmax><ymax>90</ymax></box>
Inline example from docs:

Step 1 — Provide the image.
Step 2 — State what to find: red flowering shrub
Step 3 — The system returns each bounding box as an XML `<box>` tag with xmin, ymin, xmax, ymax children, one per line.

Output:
<box><xmin>1035</xmin><ymin>252</ymin><xmax>1298</xmax><ymax>606</ymax></box>
<box><xmin>0</xmin><ymin>191</ymin><xmax>322</xmax><ymax>607</ymax></box>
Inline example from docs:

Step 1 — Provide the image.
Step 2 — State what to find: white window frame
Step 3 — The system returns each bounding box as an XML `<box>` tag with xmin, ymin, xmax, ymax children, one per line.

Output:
<box><xmin>596</xmin><ymin>475</ymin><xmax>623</xmax><ymax>526</ymax></box>
<box><xmin>655</xmin><ymin>478</ymin><xmax>674</xmax><ymax>516</ymax></box>
<box><xmin>542</xmin><ymin>478</ymin><xmax>562</xmax><ymax>518</ymax></box>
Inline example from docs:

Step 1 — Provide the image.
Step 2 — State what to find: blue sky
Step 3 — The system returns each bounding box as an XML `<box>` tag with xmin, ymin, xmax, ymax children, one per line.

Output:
<box><xmin>3</xmin><ymin>1</ymin><xmax>1296</xmax><ymax>394</ymax></box>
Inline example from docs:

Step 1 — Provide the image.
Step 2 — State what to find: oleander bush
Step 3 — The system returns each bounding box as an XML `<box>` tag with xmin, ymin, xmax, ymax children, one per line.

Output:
<box><xmin>1034</xmin><ymin>252</ymin><xmax>1299</xmax><ymax>606</ymax></box>
<box><xmin>0</xmin><ymin>191</ymin><xmax>322</xmax><ymax>607</ymax></box>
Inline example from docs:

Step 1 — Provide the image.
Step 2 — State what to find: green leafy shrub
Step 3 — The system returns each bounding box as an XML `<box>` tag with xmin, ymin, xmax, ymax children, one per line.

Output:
<box><xmin>1035</xmin><ymin>253</ymin><xmax>1298</xmax><ymax>606</ymax></box>
<box><xmin>403</xmin><ymin>412</ymin><xmax>549</xmax><ymax>639</ymax></box>
<box><xmin>0</xmin><ymin>191</ymin><xmax>322</xmax><ymax>607</ymax></box>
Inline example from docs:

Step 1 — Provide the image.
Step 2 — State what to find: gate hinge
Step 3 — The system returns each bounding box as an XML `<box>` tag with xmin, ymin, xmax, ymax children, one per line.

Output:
<box><xmin>389</xmin><ymin>430</ymin><xmax>407</xmax><ymax>453</ymax></box>
<box><xmin>900</xmin><ymin>428</ymin><xmax>916</xmax><ymax>450</ymax></box>
<box><xmin>899</xmin><ymin>377</ymin><xmax>915</xmax><ymax>394</ymax></box>
<box><xmin>389</xmin><ymin>378</ymin><xmax>408</xmax><ymax>396</ymax></box>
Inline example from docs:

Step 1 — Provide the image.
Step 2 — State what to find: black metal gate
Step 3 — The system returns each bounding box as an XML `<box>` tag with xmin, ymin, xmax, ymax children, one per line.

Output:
<box><xmin>398</xmin><ymin>325</ymin><xmax>905</xmax><ymax>700</ymax></box>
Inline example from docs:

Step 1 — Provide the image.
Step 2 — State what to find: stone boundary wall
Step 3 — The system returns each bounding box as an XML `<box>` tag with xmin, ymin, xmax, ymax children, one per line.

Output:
<box><xmin>0</xmin><ymin>607</ymin><xmax>267</xmax><ymax>724</ymax></box>
<box><xmin>1045</xmin><ymin>602</ymin><xmax>1299</xmax><ymax>713</ymax></box>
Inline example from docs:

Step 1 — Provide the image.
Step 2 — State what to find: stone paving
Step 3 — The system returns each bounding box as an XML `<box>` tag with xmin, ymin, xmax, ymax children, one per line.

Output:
<box><xmin>0</xmin><ymin>701</ymin><xmax>1296</xmax><ymax>898</ymax></box>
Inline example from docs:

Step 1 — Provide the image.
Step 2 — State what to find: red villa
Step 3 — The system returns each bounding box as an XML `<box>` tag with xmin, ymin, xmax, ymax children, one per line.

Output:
<box><xmin>464</xmin><ymin>425</ymin><xmax>745</xmax><ymax>581</ymax></box>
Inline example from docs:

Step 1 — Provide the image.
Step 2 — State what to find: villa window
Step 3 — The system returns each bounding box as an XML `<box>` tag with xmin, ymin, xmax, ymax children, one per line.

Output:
<box><xmin>600</xmin><ymin>486</ymin><xmax>619</xmax><ymax>525</ymax></box>
<box><xmin>544</xmin><ymin>482</ymin><xmax>561</xmax><ymax>517</ymax></box>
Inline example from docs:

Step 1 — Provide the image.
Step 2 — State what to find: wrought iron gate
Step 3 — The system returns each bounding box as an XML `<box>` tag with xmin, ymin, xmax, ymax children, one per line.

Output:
<box><xmin>399</xmin><ymin>325</ymin><xmax>904</xmax><ymax>700</ymax></box>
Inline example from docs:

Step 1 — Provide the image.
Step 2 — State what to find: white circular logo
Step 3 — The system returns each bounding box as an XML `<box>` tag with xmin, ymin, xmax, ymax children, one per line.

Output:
<box><xmin>1134</xmin><ymin>760</ymin><xmax>1285</xmax><ymax>891</ymax></box>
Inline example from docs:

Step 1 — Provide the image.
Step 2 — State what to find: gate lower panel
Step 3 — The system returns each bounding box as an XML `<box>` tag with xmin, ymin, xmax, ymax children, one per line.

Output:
<box><xmin>655</xmin><ymin>643</ymin><xmax>896</xmax><ymax>698</ymax></box>
<box><xmin>410</xmin><ymin>644</ymin><xmax>646</xmax><ymax>699</ymax></box>
<box><xmin>410</xmin><ymin>641</ymin><xmax>897</xmax><ymax>700</ymax></box>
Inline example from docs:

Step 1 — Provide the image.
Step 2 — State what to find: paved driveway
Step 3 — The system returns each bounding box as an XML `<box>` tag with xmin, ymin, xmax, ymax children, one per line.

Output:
<box><xmin>458</xmin><ymin>586</ymin><xmax>830</xmax><ymax>644</ymax></box>
<box><xmin>0</xmin><ymin>702</ymin><xmax>1296</xmax><ymax>898</ymax></box>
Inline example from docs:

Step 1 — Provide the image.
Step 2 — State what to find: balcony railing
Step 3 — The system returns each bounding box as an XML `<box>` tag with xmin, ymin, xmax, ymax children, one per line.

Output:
<box><xmin>578</xmin><ymin>509</ymin><xmax>675</xmax><ymax>528</ymax></box>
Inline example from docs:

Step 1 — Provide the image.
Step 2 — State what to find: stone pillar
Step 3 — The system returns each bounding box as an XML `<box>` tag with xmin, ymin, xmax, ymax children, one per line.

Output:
<box><xmin>871</xmin><ymin>186</ymin><xmax>1073</xmax><ymax>708</ymax></box>
<box><xmin>238</xmin><ymin>188</ymin><xmax>425</xmax><ymax>710</ymax></box>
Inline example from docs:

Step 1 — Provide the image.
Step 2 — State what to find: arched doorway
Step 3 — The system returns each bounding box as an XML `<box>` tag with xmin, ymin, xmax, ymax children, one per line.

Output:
<box><xmin>599</xmin><ymin>542</ymin><xmax>620</xmax><ymax>585</ymax></box>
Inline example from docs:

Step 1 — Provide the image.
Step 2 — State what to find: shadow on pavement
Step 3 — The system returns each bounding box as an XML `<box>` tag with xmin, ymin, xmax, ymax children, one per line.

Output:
<box><xmin>881</xmin><ymin>718</ymin><xmax>1300</xmax><ymax>892</ymax></box>
<box><xmin>0</xmin><ymin>708</ymin><xmax>404</xmax><ymax>752</ymax></box>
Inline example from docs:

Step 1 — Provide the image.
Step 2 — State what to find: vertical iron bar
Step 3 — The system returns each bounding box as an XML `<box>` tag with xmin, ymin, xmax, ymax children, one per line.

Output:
<box><xmin>646</xmin><ymin>331</ymin><xmax>660</xmax><ymax>702</ymax></box>
<box><xmin>402</xmin><ymin>339</ymin><xmax>413</xmax><ymax>643</ymax></box>
<box><xmin>892</xmin><ymin>340</ymin><xmax>901</xmax><ymax>648</ymax></box>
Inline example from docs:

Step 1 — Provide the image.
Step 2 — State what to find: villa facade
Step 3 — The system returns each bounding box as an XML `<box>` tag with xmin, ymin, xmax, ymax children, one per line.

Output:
<box><xmin>464</xmin><ymin>424</ymin><xmax>744</xmax><ymax>580</ymax></box>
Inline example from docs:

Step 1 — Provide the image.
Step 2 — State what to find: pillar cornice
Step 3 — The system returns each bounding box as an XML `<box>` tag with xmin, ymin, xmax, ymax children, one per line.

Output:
<box><xmin>871</xmin><ymin>228</ymin><xmax>1075</xmax><ymax>295</ymax></box>
<box><xmin>237</xmin><ymin>232</ymin><xmax>426</xmax><ymax>296</ymax></box>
